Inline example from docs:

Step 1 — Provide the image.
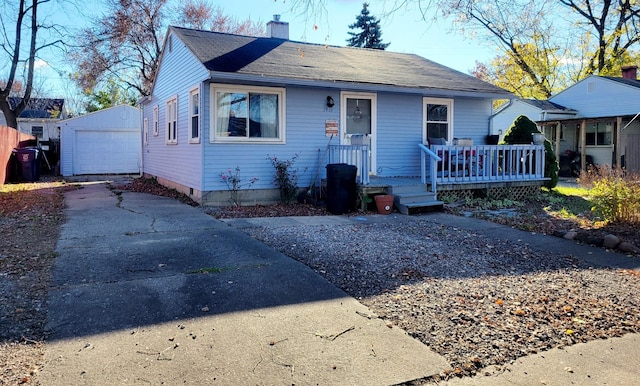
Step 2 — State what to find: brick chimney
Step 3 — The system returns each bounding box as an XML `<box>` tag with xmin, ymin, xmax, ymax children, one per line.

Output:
<box><xmin>621</xmin><ymin>65</ymin><xmax>638</xmax><ymax>80</ymax></box>
<box><xmin>267</xmin><ymin>15</ymin><xmax>289</xmax><ymax>40</ymax></box>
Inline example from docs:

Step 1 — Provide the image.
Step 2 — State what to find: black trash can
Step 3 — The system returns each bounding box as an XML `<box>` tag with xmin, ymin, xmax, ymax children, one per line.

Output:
<box><xmin>12</xmin><ymin>147</ymin><xmax>40</xmax><ymax>182</ymax></box>
<box><xmin>326</xmin><ymin>163</ymin><xmax>357</xmax><ymax>215</ymax></box>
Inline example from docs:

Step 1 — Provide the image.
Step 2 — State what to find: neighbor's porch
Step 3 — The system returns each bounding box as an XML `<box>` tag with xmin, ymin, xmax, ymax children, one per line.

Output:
<box><xmin>327</xmin><ymin>143</ymin><xmax>547</xmax><ymax>213</ymax></box>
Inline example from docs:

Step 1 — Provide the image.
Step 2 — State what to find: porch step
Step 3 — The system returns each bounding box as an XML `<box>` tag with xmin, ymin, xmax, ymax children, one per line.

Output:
<box><xmin>388</xmin><ymin>185</ymin><xmax>444</xmax><ymax>215</ymax></box>
<box><xmin>394</xmin><ymin>200</ymin><xmax>444</xmax><ymax>215</ymax></box>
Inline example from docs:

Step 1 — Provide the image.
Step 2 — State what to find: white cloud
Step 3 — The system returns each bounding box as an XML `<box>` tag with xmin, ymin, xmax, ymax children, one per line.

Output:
<box><xmin>34</xmin><ymin>59</ymin><xmax>50</xmax><ymax>69</ymax></box>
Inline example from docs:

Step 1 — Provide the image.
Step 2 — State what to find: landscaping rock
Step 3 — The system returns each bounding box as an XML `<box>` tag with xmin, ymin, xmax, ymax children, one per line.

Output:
<box><xmin>552</xmin><ymin>230</ymin><xmax>567</xmax><ymax>238</ymax></box>
<box><xmin>563</xmin><ymin>231</ymin><xmax>578</xmax><ymax>240</ymax></box>
<box><xmin>585</xmin><ymin>236</ymin><xmax>604</xmax><ymax>247</ymax></box>
<box><xmin>575</xmin><ymin>232</ymin><xmax>589</xmax><ymax>242</ymax></box>
<box><xmin>618</xmin><ymin>242</ymin><xmax>640</xmax><ymax>254</ymax></box>
<box><xmin>603</xmin><ymin>234</ymin><xmax>621</xmax><ymax>249</ymax></box>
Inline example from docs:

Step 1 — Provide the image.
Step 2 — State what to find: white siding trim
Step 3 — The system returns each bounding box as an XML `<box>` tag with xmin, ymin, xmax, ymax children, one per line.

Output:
<box><xmin>153</xmin><ymin>105</ymin><xmax>159</xmax><ymax>136</ymax></box>
<box><xmin>339</xmin><ymin>91</ymin><xmax>377</xmax><ymax>174</ymax></box>
<box><xmin>143</xmin><ymin>118</ymin><xmax>149</xmax><ymax>145</ymax></box>
<box><xmin>166</xmin><ymin>95</ymin><xmax>178</xmax><ymax>145</ymax></box>
<box><xmin>209</xmin><ymin>84</ymin><xmax>286</xmax><ymax>144</ymax></box>
<box><xmin>189</xmin><ymin>84</ymin><xmax>201</xmax><ymax>144</ymax></box>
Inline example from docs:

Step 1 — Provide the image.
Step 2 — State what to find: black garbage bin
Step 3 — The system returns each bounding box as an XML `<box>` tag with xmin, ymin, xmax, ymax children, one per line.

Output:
<box><xmin>12</xmin><ymin>147</ymin><xmax>40</xmax><ymax>182</ymax></box>
<box><xmin>326</xmin><ymin>163</ymin><xmax>357</xmax><ymax>215</ymax></box>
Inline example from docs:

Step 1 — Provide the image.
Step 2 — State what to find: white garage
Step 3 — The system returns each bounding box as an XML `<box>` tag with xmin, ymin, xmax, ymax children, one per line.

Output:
<box><xmin>60</xmin><ymin>105</ymin><xmax>141</xmax><ymax>176</ymax></box>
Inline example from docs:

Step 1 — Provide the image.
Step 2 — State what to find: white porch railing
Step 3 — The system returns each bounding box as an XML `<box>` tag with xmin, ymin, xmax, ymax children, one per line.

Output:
<box><xmin>328</xmin><ymin>145</ymin><xmax>370</xmax><ymax>184</ymax></box>
<box><xmin>427</xmin><ymin>144</ymin><xmax>546</xmax><ymax>183</ymax></box>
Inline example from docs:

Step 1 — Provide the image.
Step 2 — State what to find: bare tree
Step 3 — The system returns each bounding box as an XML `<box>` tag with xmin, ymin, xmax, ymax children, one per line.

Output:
<box><xmin>72</xmin><ymin>0</ymin><xmax>264</xmax><ymax>99</ymax></box>
<box><xmin>0</xmin><ymin>0</ymin><xmax>64</xmax><ymax>129</ymax></box>
<box><xmin>70</xmin><ymin>0</ymin><xmax>166</xmax><ymax>98</ymax></box>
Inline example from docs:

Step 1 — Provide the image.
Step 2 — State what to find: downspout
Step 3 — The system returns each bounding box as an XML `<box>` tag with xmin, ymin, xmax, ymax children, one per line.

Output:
<box><xmin>137</xmin><ymin>96</ymin><xmax>148</xmax><ymax>177</ymax></box>
<box><xmin>622</xmin><ymin>111</ymin><xmax>640</xmax><ymax>131</ymax></box>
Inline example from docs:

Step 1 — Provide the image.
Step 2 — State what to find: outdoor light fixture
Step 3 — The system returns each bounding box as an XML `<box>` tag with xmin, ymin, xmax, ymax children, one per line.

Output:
<box><xmin>326</xmin><ymin>96</ymin><xmax>334</xmax><ymax>108</ymax></box>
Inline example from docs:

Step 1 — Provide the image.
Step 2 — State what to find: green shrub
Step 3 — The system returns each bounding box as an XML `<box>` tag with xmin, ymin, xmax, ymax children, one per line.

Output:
<box><xmin>588</xmin><ymin>167</ymin><xmax>640</xmax><ymax>224</ymax></box>
<box><xmin>502</xmin><ymin>115</ymin><xmax>559</xmax><ymax>189</ymax></box>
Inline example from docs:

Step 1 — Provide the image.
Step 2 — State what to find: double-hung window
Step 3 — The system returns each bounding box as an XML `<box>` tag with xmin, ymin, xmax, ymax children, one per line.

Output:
<box><xmin>153</xmin><ymin>106</ymin><xmax>159</xmax><ymax>136</ymax></box>
<box><xmin>166</xmin><ymin>96</ymin><xmax>177</xmax><ymax>144</ymax></box>
<box><xmin>423</xmin><ymin>98</ymin><xmax>453</xmax><ymax>143</ymax></box>
<box><xmin>143</xmin><ymin>118</ymin><xmax>149</xmax><ymax>145</ymax></box>
<box><xmin>189</xmin><ymin>86</ymin><xmax>200</xmax><ymax>143</ymax></box>
<box><xmin>211</xmin><ymin>85</ymin><xmax>285</xmax><ymax>143</ymax></box>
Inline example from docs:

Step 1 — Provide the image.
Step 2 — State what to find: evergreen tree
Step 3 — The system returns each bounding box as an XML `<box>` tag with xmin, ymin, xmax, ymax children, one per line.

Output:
<box><xmin>346</xmin><ymin>3</ymin><xmax>390</xmax><ymax>50</ymax></box>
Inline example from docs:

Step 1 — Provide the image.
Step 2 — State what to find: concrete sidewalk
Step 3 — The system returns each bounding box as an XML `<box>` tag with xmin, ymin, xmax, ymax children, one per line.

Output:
<box><xmin>41</xmin><ymin>182</ymin><xmax>449</xmax><ymax>385</ymax></box>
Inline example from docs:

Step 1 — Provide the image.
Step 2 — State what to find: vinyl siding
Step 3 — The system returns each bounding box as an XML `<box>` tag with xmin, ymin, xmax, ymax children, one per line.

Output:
<box><xmin>60</xmin><ymin>105</ymin><xmax>140</xmax><ymax>176</ymax></box>
<box><xmin>376</xmin><ymin>93</ymin><xmax>422</xmax><ymax>177</ymax></box>
<box><xmin>202</xmin><ymin>90</ymin><xmax>495</xmax><ymax>184</ymax></box>
<box><xmin>550</xmin><ymin>76</ymin><xmax>640</xmax><ymax>118</ymax></box>
<box><xmin>141</xmin><ymin>32</ymin><xmax>209</xmax><ymax>190</ymax></box>
<box><xmin>453</xmin><ymin>98</ymin><xmax>494</xmax><ymax>144</ymax></box>
<box><xmin>491</xmin><ymin>101</ymin><xmax>544</xmax><ymax>135</ymax></box>
<box><xmin>202</xmin><ymin>87</ymin><xmax>340</xmax><ymax>191</ymax></box>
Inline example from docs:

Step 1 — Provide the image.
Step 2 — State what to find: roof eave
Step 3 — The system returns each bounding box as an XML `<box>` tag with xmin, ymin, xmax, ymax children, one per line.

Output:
<box><xmin>207</xmin><ymin>71</ymin><xmax>512</xmax><ymax>99</ymax></box>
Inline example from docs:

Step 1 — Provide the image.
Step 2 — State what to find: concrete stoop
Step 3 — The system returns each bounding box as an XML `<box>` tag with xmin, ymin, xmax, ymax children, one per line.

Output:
<box><xmin>390</xmin><ymin>184</ymin><xmax>444</xmax><ymax>215</ymax></box>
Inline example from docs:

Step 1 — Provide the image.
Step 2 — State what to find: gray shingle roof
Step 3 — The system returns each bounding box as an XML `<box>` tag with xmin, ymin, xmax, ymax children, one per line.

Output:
<box><xmin>170</xmin><ymin>26</ymin><xmax>510</xmax><ymax>96</ymax></box>
<box><xmin>520</xmin><ymin>99</ymin><xmax>571</xmax><ymax>111</ymax></box>
<box><xmin>8</xmin><ymin>97</ymin><xmax>65</xmax><ymax>119</ymax></box>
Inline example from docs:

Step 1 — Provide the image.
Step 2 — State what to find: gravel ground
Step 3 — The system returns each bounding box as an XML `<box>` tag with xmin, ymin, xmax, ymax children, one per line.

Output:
<box><xmin>241</xmin><ymin>217</ymin><xmax>640</xmax><ymax>382</ymax></box>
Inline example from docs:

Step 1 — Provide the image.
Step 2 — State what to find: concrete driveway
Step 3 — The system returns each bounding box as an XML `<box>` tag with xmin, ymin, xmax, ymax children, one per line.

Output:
<box><xmin>41</xmin><ymin>182</ymin><xmax>449</xmax><ymax>385</ymax></box>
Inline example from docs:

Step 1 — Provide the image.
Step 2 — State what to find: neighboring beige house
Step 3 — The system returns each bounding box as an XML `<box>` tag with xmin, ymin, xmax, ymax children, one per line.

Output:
<box><xmin>0</xmin><ymin>98</ymin><xmax>67</xmax><ymax>142</ymax></box>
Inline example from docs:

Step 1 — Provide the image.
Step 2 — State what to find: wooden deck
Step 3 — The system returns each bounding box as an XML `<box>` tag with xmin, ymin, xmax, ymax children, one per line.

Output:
<box><xmin>328</xmin><ymin>144</ymin><xmax>548</xmax><ymax>213</ymax></box>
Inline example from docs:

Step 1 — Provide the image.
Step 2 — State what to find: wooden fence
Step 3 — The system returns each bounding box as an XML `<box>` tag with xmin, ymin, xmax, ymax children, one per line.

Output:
<box><xmin>1</xmin><ymin>125</ymin><xmax>36</xmax><ymax>185</ymax></box>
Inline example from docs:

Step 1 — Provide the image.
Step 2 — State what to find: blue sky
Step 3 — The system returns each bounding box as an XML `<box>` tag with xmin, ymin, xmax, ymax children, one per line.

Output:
<box><xmin>34</xmin><ymin>0</ymin><xmax>495</xmax><ymax>100</ymax></box>
<box><xmin>220</xmin><ymin>0</ymin><xmax>494</xmax><ymax>72</ymax></box>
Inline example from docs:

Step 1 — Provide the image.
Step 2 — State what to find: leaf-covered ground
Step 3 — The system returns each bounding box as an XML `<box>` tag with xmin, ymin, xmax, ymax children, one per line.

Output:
<box><xmin>1</xmin><ymin>176</ymin><xmax>637</xmax><ymax>385</ymax></box>
<box><xmin>0</xmin><ymin>179</ymin><xmax>75</xmax><ymax>385</ymax></box>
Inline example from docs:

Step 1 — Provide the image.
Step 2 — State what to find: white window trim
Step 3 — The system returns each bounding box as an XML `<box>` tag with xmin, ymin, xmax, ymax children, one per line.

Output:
<box><xmin>189</xmin><ymin>85</ymin><xmax>201</xmax><ymax>144</ymax></box>
<box><xmin>166</xmin><ymin>95</ymin><xmax>178</xmax><ymax>145</ymax></box>
<box><xmin>153</xmin><ymin>105</ymin><xmax>159</xmax><ymax>136</ymax></box>
<box><xmin>422</xmin><ymin>97</ymin><xmax>454</xmax><ymax>144</ymax></box>
<box><xmin>143</xmin><ymin>118</ymin><xmax>149</xmax><ymax>145</ymax></box>
<box><xmin>209</xmin><ymin>84</ymin><xmax>286</xmax><ymax>144</ymax></box>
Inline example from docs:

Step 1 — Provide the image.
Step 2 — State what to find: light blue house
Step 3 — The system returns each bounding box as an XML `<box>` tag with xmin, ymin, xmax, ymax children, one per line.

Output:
<box><xmin>492</xmin><ymin>67</ymin><xmax>640</xmax><ymax>173</ymax></box>
<box><xmin>141</xmin><ymin>19</ymin><xmax>525</xmax><ymax>207</ymax></box>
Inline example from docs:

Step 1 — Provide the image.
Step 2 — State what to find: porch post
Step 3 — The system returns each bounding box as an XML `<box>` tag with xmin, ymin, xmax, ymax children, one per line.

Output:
<box><xmin>580</xmin><ymin>120</ymin><xmax>587</xmax><ymax>172</ymax></box>
<box><xmin>616</xmin><ymin>116</ymin><xmax>622</xmax><ymax>168</ymax></box>
<box><xmin>555</xmin><ymin>122</ymin><xmax>561</xmax><ymax>157</ymax></box>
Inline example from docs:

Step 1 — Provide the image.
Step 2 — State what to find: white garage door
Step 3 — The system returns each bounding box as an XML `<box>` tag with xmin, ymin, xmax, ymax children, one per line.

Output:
<box><xmin>74</xmin><ymin>130</ymin><xmax>140</xmax><ymax>175</ymax></box>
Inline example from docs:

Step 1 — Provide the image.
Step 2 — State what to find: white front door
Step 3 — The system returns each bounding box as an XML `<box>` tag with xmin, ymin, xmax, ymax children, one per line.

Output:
<box><xmin>340</xmin><ymin>92</ymin><xmax>376</xmax><ymax>176</ymax></box>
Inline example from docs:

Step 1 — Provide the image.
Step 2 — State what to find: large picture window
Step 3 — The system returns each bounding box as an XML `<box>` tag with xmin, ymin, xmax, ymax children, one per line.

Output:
<box><xmin>166</xmin><ymin>96</ymin><xmax>177</xmax><ymax>144</ymax></box>
<box><xmin>211</xmin><ymin>85</ymin><xmax>285</xmax><ymax>143</ymax></box>
<box><xmin>423</xmin><ymin>98</ymin><xmax>453</xmax><ymax>143</ymax></box>
<box><xmin>189</xmin><ymin>86</ymin><xmax>200</xmax><ymax>143</ymax></box>
<box><xmin>586</xmin><ymin>122</ymin><xmax>613</xmax><ymax>146</ymax></box>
